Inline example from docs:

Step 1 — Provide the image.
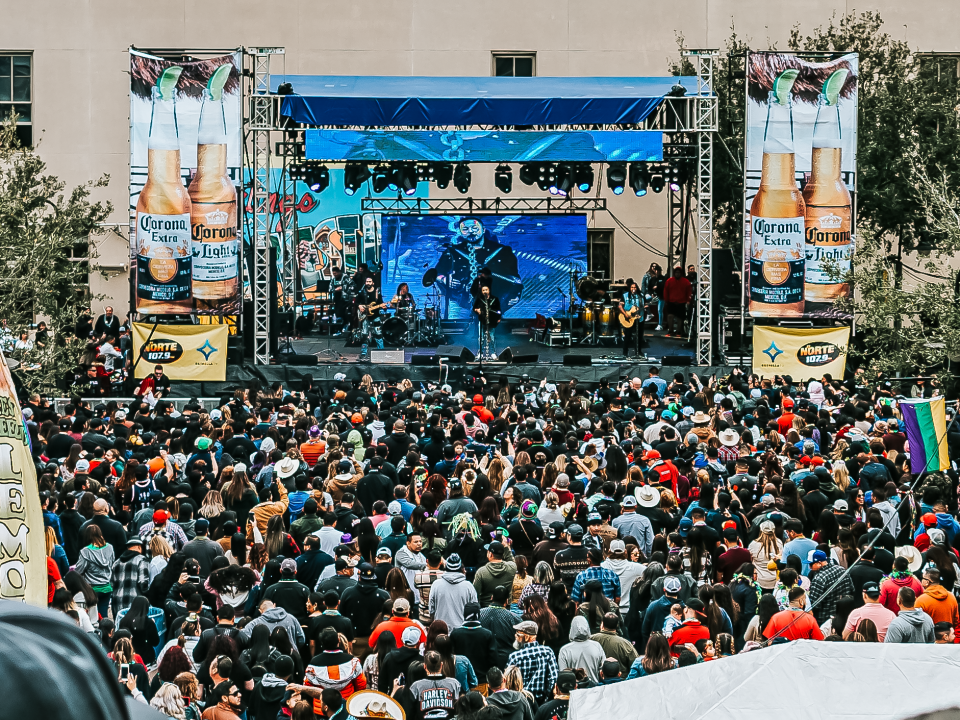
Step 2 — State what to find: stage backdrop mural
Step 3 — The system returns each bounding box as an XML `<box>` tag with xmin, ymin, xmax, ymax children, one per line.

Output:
<box><xmin>380</xmin><ymin>214</ymin><xmax>587</xmax><ymax>321</ymax></box>
<box><xmin>130</xmin><ymin>50</ymin><xmax>242</xmax><ymax>316</ymax></box>
<box><xmin>744</xmin><ymin>52</ymin><xmax>857</xmax><ymax>320</ymax></box>
<box><xmin>0</xmin><ymin>352</ymin><xmax>45</xmax><ymax>606</ymax></box>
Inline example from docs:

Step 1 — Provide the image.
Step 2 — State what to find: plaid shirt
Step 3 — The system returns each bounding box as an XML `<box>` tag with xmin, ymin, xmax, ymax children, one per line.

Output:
<box><xmin>139</xmin><ymin>520</ymin><xmax>188</xmax><ymax>551</ymax></box>
<box><xmin>111</xmin><ymin>553</ymin><xmax>150</xmax><ymax>614</ymax></box>
<box><xmin>506</xmin><ymin>642</ymin><xmax>557</xmax><ymax>700</ymax></box>
<box><xmin>717</xmin><ymin>445</ymin><xmax>740</xmax><ymax>463</ymax></box>
<box><xmin>571</xmin><ymin>565</ymin><xmax>622</xmax><ymax>603</ymax></box>
<box><xmin>808</xmin><ymin>562</ymin><xmax>854</xmax><ymax>625</ymax></box>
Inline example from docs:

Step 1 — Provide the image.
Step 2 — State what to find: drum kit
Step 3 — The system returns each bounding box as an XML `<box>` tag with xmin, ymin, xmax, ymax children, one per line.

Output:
<box><xmin>352</xmin><ymin>272</ymin><xmax>446</xmax><ymax>348</ymax></box>
<box><xmin>573</xmin><ymin>272</ymin><xmax>622</xmax><ymax>344</ymax></box>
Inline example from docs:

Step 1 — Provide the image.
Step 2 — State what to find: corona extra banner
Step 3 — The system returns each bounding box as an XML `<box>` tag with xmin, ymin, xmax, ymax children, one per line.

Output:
<box><xmin>130</xmin><ymin>50</ymin><xmax>242</xmax><ymax>316</ymax></box>
<box><xmin>744</xmin><ymin>52</ymin><xmax>858</xmax><ymax>320</ymax></box>
<box><xmin>132</xmin><ymin>323</ymin><xmax>228</xmax><ymax>381</ymax></box>
<box><xmin>752</xmin><ymin>325</ymin><xmax>849</xmax><ymax>380</ymax></box>
<box><xmin>0</xmin><ymin>352</ymin><xmax>46</xmax><ymax>606</ymax></box>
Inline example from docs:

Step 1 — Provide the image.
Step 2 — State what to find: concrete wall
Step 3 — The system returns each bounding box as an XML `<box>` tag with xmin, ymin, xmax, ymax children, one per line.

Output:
<box><xmin>2</xmin><ymin>0</ymin><xmax>959</xmax><ymax>313</ymax></box>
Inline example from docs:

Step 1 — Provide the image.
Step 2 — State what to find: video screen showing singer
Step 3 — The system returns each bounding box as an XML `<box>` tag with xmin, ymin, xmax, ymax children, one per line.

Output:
<box><xmin>472</xmin><ymin>284</ymin><xmax>502</xmax><ymax>360</ymax></box>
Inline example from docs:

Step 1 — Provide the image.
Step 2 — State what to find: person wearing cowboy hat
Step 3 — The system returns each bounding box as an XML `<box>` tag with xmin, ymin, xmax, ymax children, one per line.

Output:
<box><xmin>689</xmin><ymin>411</ymin><xmax>714</xmax><ymax>443</ymax></box>
<box><xmin>716</xmin><ymin>428</ymin><xmax>740</xmax><ymax>463</ymax></box>
<box><xmin>274</xmin><ymin>455</ymin><xmax>302</xmax><ymax>492</ymax></box>
<box><xmin>879</xmin><ymin>551</ymin><xmax>925</xmax><ymax>615</ymax></box>
<box><xmin>633</xmin><ymin>484</ymin><xmax>671</xmax><ymax>535</ymax></box>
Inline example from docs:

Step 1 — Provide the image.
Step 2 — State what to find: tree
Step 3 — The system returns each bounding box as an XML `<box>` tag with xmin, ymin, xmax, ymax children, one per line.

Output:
<box><xmin>0</xmin><ymin>119</ymin><xmax>112</xmax><ymax>394</ymax></box>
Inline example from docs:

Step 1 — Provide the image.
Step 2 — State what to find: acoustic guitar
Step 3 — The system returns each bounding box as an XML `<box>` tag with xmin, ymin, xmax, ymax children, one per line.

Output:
<box><xmin>618</xmin><ymin>305</ymin><xmax>640</xmax><ymax>328</ymax></box>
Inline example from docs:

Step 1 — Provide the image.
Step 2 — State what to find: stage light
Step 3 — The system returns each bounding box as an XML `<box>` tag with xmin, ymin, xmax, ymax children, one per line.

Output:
<box><xmin>536</xmin><ymin>164</ymin><xmax>555</xmax><ymax>192</ymax></box>
<box><xmin>650</xmin><ymin>174</ymin><xmax>665</xmax><ymax>193</ymax></box>
<box><xmin>277</xmin><ymin>82</ymin><xmax>294</xmax><ymax>95</ymax></box>
<box><xmin>343</xmin><ymin>163</ymin><xmax>371</xmax><ymax>195</ymax></box>
<box><xmin>453</xmin><ymin>163</ymin><xmax>471</xmax><ymax>193</ymax></box>
<box><xmin>575</xmin><ymin>164</ymin><xmax>594</xmax><ymax>192</ymax></box>
<box><xmin>668</xmin><ymin>82</ymin><xmax>687</xmax><ymax>97</ymax></box>
<box><xmin>305</xmin><ymin>165</ymin><xmax>329</xmax><ymax>193</ymax></box>
<box><xmin>629</xmin><ymin>163</ymin><xmax>649</xmax><ymax>197</ymax></box>
<box><xmin>495</xmin><ymin>164</ymin><xmax>513</xmax><ymax>193</ymax></box>
<box><xmin>398</xmin><ymin>164</ymin><xmax>418</xmax><ymax>195</ymax></box>
<box><xmin>550</xmin><ymin>163</ymin><xmax>573</xmax><ymax>196</ymax></box>
<box><xmin>372</xmin><ymin>164</ymin><xmax>392</xmax><ymax>194</ymax></box>
<box><xmin>667</xmin><ymin>166</ymin><xmax>681</xmax><ymax>192</ymax></box>
<box><xmin>607</xmin><ymin>163</ymin><xmax>627</xmax><ymax>196</ymax></box>
<box><xmin>519</xmin><ymin>163</ymin><xmax>538</xmax><ymax>186</ymax></box>
<box><xmin>434</xmin><ymin>162</ymin><xmax>453</xmax><ymax>189</ymax></box>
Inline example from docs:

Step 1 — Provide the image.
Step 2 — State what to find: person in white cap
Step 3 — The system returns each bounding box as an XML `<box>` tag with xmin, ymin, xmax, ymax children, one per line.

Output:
<box><xmin>612</xmin><ymin>496</ymin><xmax>653</xmax><ymax>557</ymax></box>
<box><xmin>601</xmin><ymin>539</ymin><xmax>645</xmax><ymax>612</ymax></box>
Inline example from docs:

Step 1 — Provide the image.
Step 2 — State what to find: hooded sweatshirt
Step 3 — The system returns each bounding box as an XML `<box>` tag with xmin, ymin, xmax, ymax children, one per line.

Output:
<box><xmin>557</xmin><ymin>616</ymin><xmax>606</xmax><ymax>683</ymax></box>
<box><xmin>429</xmin><ymin>572</ymin><xmax>479</xmax><ymax>630</ymax></box>
<box><xmin>75</xmin><ymin>542</ymin><xmax>115</xmax><ymax>589</ymax></box>
<box><xmin>341</xmin><ymin>581</ymin><xmax>390</xmax><ymax>639</ymax></box>
<box><xmin>915</xmin><ymin>585</ymin><xmax>960</xmax><ymax>630</ymax></box>
<box><xmin>473</xmin><ymin>560</ymin><xmax>518</xmax><ymax>607</ymax></box>
<box><xmin>487</xmin><ymin>689</ymin><xmax>534</xmax><ymax>720</ymax></box>
<box><xmin>883</xmin><ymin>608</ymin><xmax>936</xmax><ymax>643</ymax></box>
<box><xmin>251</xmin><ymin>673</ymin><xmax>289</xmax><ymax>720</ymax></box>
<box><xmin>240</xmin><ymin>606</ymin><xmax>305</xmax><ymax>646</ymax></box>
<box><xmin>879</xmin><ymin>574</ymin><xmax>925</xmax><ymax>615</ymax></box>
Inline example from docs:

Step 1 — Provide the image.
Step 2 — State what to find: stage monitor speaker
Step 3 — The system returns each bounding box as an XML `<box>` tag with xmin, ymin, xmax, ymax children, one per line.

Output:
<box><xmin>661</xmin><ymin>354</ymin><xmax>693</xmax><ymax>365</ymax></box>
<box><xmin>371</xmin><ymin>350</ymin><xmax>404</xmax><ymax>364</ymax></box>
<box><xmin>411</xmin><ymin>354</ymin><xmax>439</xmax><ymax>366</ymax></box>
<box><xmin>275</xmin><ymin>351</ymin><xmax>318</xmax><ymax>366</ymax></box>
<box><xmin>563</xmin><ymin>354</ymin><xmax>592</xmax><ymax>366</ymax></box>
<box><xmin>499</xmin><ymin>347</ymin><xmax>539</xmax><ymax>364</ymax></box>
<box><xmin>436</xmin><ymin>345</ymin><xmax>475</xmax><ymax>363</ymax></box>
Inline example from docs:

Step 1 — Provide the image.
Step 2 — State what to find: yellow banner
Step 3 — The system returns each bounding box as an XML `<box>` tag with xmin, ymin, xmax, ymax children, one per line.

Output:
<box><xmin>133</xmin><ymin>323</ymin><xmax>228</xmax><ymax>381</ymax></box>
<box><xmin>752</xmin><ymin>326</ymin><xmax>850</xmax><ymax>381</ymax></box>
<box><xmin>0</xmin><ymin>352</ymin><xmax>47</xmax><ymax>606</ymax></box>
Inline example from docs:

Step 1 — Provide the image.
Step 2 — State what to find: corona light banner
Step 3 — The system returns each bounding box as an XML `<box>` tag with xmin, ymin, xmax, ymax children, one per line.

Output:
<box><xmin>0</xmin><ymin>353</ymin><xmax>46</xmax><ymax>606</ymax></box>
<box><xmin>132</xmin><ymin>323</ymin><xmax>228</xmax><ymax>381</ymax></box>
<box><xmin>744</xmin><ymin>52</ymin><xmax>858</xmax><ymax>320</ymax></box>
<box><xmin>752</xmin><ymin>325</ymin><xmax>850</xmax><ymax>381</ymax></box>
<box><xmin>130</xmin><ymin>50</ymin><xmax>242</xmax><ymax>316</ymax></box>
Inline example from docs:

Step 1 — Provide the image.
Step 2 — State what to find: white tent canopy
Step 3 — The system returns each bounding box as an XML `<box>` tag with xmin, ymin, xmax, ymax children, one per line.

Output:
<box><xmin>568</xmin><ymin>641</ymin><xmax>960</xmax><ymax>720</ymax></box>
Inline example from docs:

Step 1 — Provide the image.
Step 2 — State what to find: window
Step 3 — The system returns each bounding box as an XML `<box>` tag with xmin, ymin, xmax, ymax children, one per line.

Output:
<box><xmin>0</xmin><ymin>53</ymin><xmax>32</xmax><ymax>146</ymax></box>
<box><xmin>587</xmin><ymin>229</ymin><xmax>613</xmax><ymax>281</ymax></box>
<box><xmin>493</xmin><ymin>53</ymin><xmax>535</xmax><ymax>77</ymax></box>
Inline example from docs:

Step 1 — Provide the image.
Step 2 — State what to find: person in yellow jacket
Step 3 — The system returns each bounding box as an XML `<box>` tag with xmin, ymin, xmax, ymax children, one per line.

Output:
<box><xmin>246</xmin><ymin>482</ymin><xmax>289</xmax><ymax>543</ymax></box>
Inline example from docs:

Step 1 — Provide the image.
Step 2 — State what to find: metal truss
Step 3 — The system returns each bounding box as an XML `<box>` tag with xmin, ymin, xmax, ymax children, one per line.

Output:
<box><xmin>666</xmin><ymin>185</ymin><xmax>684</xmax><ymax>272</ymax></box>
<box><xmin>247</xmin><ymin>47</ymin><xmax>284</xmax><ymax>365</ymax></box>
<box><xmin>685</xmin><ymin>49</ymin><xmax>718</xmax><ymax>366</ymax></box>
<box><xmin>360</xmin><ymin>197</ymin><xmax>606</xmax><ymax>214</ymax></box>
<box><xmin>280</xmin><ymin>157</ymin><xmax>297</xmax><ymax>308</ymax></box>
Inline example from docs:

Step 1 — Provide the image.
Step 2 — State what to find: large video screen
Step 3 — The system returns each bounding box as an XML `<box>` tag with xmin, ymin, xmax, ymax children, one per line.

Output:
<box><xmin>380</xmin><ymin>214</ymin><xmax>587</xmax><ymax>320</ymax></box>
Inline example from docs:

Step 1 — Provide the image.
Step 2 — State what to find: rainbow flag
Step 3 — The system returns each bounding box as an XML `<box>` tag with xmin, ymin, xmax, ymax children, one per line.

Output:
<box><xmin>900</xmin><ymin>397</ymin><xmax>950</xmax><ymax>474</ymax></box>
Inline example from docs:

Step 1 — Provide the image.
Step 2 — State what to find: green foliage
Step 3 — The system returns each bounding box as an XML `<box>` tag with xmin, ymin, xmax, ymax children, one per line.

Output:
<box><xmin>0</xmin><ymin>119</ymin><xmax>112</xmax><ymax>393</ymax></box>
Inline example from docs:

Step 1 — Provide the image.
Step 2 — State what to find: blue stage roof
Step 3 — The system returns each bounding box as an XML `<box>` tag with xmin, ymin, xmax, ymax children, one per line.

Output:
<box><xmin>273</xmin><ymin>75</ymin><xmax>700</xmax><ymax>127</ymax></box>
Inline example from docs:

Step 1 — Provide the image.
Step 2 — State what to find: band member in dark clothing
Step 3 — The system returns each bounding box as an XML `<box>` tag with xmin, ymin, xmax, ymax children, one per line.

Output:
<box><xmin>357</xmin><ymin>276</ymin><xmax>385</xmax><ymax>349</ymax></box>
<box><xmin>330</xmin><ymin>265</ymin><xmax>349</xmax><ymax>336</ymax></box>
<box><xmin>619</xmin><ymin>279</ymin><xmax>644</xmax><ymax>359</ymax></box>
<box><xmin>469</xmin><ymin>268</ymin><xmax>494</xmax><ymax>301</ymax></box>
<box><xmin>472</xmin><ymin>285</ymin><xmax>501</xmax><ymax>360</ymax></box>
<box><xmin>390</xmin><ymin>283</ymin><xmax>416</xmax><ymax>313</ymax></box>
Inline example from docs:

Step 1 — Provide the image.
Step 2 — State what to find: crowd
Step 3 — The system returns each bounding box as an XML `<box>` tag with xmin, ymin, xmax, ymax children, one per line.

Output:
<box><xmin>21</xmin><ymin>362</ymin><xmax>960</xmax><ymax>720</ymax></box>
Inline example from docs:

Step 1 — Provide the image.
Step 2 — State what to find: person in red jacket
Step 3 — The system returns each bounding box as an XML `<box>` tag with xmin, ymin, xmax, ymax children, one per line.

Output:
<box><xmin>668</xmin><ymin>599</ymin><xmax>711</xmax><ymax>656</ymax></box>
<box><xmin>879</xmin><ymin>555</ymin><xmax>924</xmax><ymax>615</ymax></box>
<box><xmin>368</xmin><ymin>598</ymin><xmax>426</xmax><ymax>649</ymax></box>
<box><xmin>645</xmin><ymin>451</ymin><xmax>679</xmax><ymax>498</ymax></box>
<box><xmin>662</xmin><ymin>267</ymin><xmax>692</xmax><ymax>337</ymax></box>
<box><xmin>764</xmin><ymin>586</ymin><xmax>824</xmax><ymax>641</ymax></box>
<box><xmin>776</xmin><ymin>398</ymin><xmax>797</xmax><ymax>434</ymax></box>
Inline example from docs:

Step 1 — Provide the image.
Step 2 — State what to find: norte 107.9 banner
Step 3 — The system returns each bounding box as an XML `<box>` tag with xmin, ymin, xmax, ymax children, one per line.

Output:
<box><xmin>129</xmin><ymin>50</ymin><xmax>242</xmax><ymax>316</ymax></box>
<box><xmin>744</xmin><ymin>52</ymin><xmax>857</xmax><ymax>320</ymax></box>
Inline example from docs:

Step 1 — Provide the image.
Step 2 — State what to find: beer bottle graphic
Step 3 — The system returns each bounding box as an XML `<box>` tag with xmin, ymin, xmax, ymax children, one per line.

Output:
<box><xmin>749</xmin><ymin>69</ymin><xmax>806</xmax><ymax>318</ymax></box>
<box><xmin>136</xmin><ymin>66</ymin><xmax>193</xmax><ymax>314</ymax></box>
<box><xmin>803</xmin><ymin>69</ymin><xmax>852</xmax><ymax>304</ymax></box>
<box><xmin>189</xmin><ymin>64</ymin><xmax>239</xmax><ymax>311</ymax></box>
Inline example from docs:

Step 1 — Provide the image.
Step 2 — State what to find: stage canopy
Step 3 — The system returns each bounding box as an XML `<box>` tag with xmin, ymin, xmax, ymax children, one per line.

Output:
<box><xmin>568</xmin><ymin>641</ymin><xmax>960</xmax><ymax>720</ymax></box>
<box><xmin>274</xmin><ymin>75</ymin><xmax>700</xmax><ymax>127</ymax></box>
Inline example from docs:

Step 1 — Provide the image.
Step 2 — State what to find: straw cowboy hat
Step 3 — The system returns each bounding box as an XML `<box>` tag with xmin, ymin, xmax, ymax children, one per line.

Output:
<box><xmin>580</xmin><ymin>456</ymin><xmax>599</xmax><ymax>473</ymax></box>
<box><xmin>347</xmin><ymin>691</ymin><xmax>405</xmax><ymax>720</ymax></box>
<box><xmin>275</xmin><ymin>456</ymin><xmax>300</xmax><ymax>479</ymax></box>
<box><xmin>718</xmin><ymin>429</ymin><xmax>741</xmax><ymax>447</ymax></box>
<box><xmin>895</xmin><ymin>545</ymin><xmax>923</xmax><ymax>573</ymax></box>
<box><xmin>692</xmin><ymin>411</ymin><xmax>711</xmax><ymax>424</ymax></box>
<box><xmin>635</xmin><ymin>484</ymin><xmax>661</xmax><ymax>508</ymax></box>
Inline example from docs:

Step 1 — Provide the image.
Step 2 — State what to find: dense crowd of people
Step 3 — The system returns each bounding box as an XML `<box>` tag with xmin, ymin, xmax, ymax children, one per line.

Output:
<box><xmin>22</xmin><ymin>363</ymin><xmax>960</xmax><ymax>720</ymax></box>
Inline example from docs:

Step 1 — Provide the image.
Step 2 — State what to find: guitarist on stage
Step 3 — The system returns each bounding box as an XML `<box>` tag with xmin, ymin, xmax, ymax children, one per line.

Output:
<box><xmin>473</xmin><ymin>284</ymin><xmax>502</xmax><ymax>360</ymax></box>
<box><xmin>619</xmin><ymin>279</ymin><xmax>644</xmax><ymax>360</ymax></box>
<box><xmin>357</xmin><ymin>275</ymin><xmax>386</xmax><ymax>349</ymax></box>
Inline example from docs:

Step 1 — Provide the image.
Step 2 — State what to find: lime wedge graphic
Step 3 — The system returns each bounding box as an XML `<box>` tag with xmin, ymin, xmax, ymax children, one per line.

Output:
<box><xmin>156</xmin><ymin>67</ymin><xmax>183</xmax><ymax>102</ymax></box>
<box><xmin>822</xmin><ymin>68</ymin><xmax>849</xmax><ymax>106</ymax></box>
<box><xmin>772</xmin><ymin>69</ymin><xmax>799</xmax><ymax>105</ymax></box>
<box><xmin>207</xmin><ymin>64</ymin><xmax>232</xmax><ymax>101</ymax></box>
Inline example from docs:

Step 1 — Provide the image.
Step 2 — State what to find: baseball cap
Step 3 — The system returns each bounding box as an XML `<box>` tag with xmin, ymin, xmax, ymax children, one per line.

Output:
<box><xmin>547</xmin><ymin>521</ymin><xmax>565</xmax><ymax>540</ymax></box>
<box><xmin>473</xmin><ymin>394</ymin><xmax>484</xmax><ymax>404</ymax></box>
<box><xmin>609</xmin><ymin>539</ymin><xmax>626</xmax><ymax>554</ymax></box>
<box><xmin>722</xmin><ymin>527</ymin><xmax>739</xmax><ymax>540</ymax></box>
<box><xmin>337</xmin><ymin>459</ymin><xmax>353</xmax><ymax>473</ymax></box>
<box><xmin>678</xmin><ymin>517</ymin><xmax>693</xmax><ymax>537</ymax></box>
<box><xmin>357</xmin><ymin>563</ymin><xmax>376</xmax><ymax>582</ymax></box>
<box><xmin>807</xmin><ymin>549</ymin><xmax>828</xmax><ymax>563</ymax></box>
<box><xmin>782</xmin><ymin>398</ymin><xmax>795</xmax><ymax>408</ymax></box>
<box><xmin>388</xmin><ymin>501</ymin><xmax>403</xmax><ymax>515</ymax></box>
<box><xmin>513</xmin><ymin>620</ymin><xmax>538</xmax><ymax>635</ymax></box>
<box><xmin>280</xmin><ymin>558</ymin><xmax>298</xmax><ymax>575</ymax></box>
<box><xmin>152</xmin><ymin>510</ymin><xmax>169</xmax><ymax>524</ymax></box>
<box><xmin>760</xmin><ymin>494</ymin><xmax>775</xmax><ymax>507</ymax></box>
<box><xmin>333</xmin><ymin>372</ymin><xmax>346</xmax><ymax>381</ymax></box>
<box><xmin>556</xmin><ymin>671</ymin><xmax>578</xmax><ymax>694</ymax></box>
<box><xmin>126</xmin><ymin>537</ymin><xmax>143</xmax><ymax>548</ymax></box>
<box><xmin>75</xmin><ymin>459</ymin><xmax>90</xmax><ymax>473</ymax></box>
<box><xmin>586</xmin><ymin>512</ymin><xmax>602</xmax><ymax>525</ymax></box>
<box><xmin>833</xmin><ymin>499</ymin><xmax>848</xmax><ymax>511</ymax></box>
<box><xmin>566</xmin><ymin>524</ymin><xmax>584</xmax><ymax>541</ymax></box>
<box><xmin>376</xmin><ymin>547</ymin><xmax>393</xmax><ymax>558</ymax></box>
<box><xmin>401</xmin><ymin>625</ymin><xmax>421</xmax><ymax>647</ymax></box>
<box><xmin>621</xmin><ymin>495</ymin><xmax>637</xmax><ymax>508</ymax></box>
<box><xmin>350</xmin><ymin>413</ymin><xmax>363</xmax><ymax>424</ymax></box>
<box><xmin>194</xmin><ymin>518</ymin><xmax>209</xmax><ymax>532</ymax></box>
<box><xmin>663</xmin><ymin>576</ymin><xmax>682</xmax><ymax>595</ymax></box>
<box><xmin>486</xmin><ymin>541</ymin><xmax>506</xmax><ymax>558</ymax></box>
<box><xmin>392</xmin><ymin>598</ymin><xmax>411</xmax><ymax>614</ymax></box>
<box><xmin>862</xmin><ymin>581</ymin><xmax>881</xmax><ymax>599</ymax></box>
<box><xmin>922</xmin><ymin>513</ymin><xmax>938</xmax><ymax>527</ymax></box>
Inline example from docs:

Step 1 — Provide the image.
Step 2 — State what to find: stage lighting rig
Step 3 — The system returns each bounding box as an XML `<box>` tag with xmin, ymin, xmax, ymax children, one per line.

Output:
<box><xmin>575</xmin><ymin>164</ymin><xmax>594</xmax><ymax>192</ymax></box>
<box><xmin>433</xmin><ymin>162</ymin><xmax>453</xmax><ymax>189</ymax></box>
<box><xmin>494</xmin><ymin>164</ymin><xmax>513</xmax><ymax>193</ymax></box>
<box><xmin>536</xmin><ymin>164</ymin><xmax>556</xmax><ymax>192</ymax></box>
<box><xmin>371</xmin><ymin>164</ymin><xmax>392</xmax><ymax>194</ymax></box>
<box><xmin>343</xmin><ymin>163</ymin><xmax>372</xmax><ymax>196</ymax></box>
<box><xmin>606</xmin><ymin>163</ymin><xmax>627</xmax><ymax>195</ymax></box>
<box><xmin>453</xmin><ymin>163</ymin><xmax>471</xmax><ymax>193</ymax></box>
<box><xmin>629</xmin><ymin>163</ymin><xmax>649</xmax><ymax>197</ymax></box>
<box><xmin>550</xmin><ymin>163</ymin><xmax>573</xmax><ymax>196</ymax></box>
<box><xmin>305</xmin><ymin>164</ymin><xmax>329</xmax><ymax>193</ymax></box>
<box><xmin>397</xmin><ymin>163</ymin><xmax>418</xmax><ymax>196</ymax></box>
<box><xmin>650</xmin><ymin>173</ymin><xmax>665</xmax><ymax>193</ymax></box>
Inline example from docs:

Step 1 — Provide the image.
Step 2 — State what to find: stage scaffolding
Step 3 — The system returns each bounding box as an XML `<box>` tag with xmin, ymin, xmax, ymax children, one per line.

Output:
<box><xmin>242</xmin><ymin>48</ymin><xmax>718</xmax><ymax>366</ymax></box>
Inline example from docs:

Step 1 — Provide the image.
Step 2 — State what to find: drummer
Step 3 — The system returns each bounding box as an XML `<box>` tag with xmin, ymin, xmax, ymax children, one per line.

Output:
<box><xmin>390</xmin><ymin>282</ymin><xmax>416</xmax><ymax>314</ymax></box>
